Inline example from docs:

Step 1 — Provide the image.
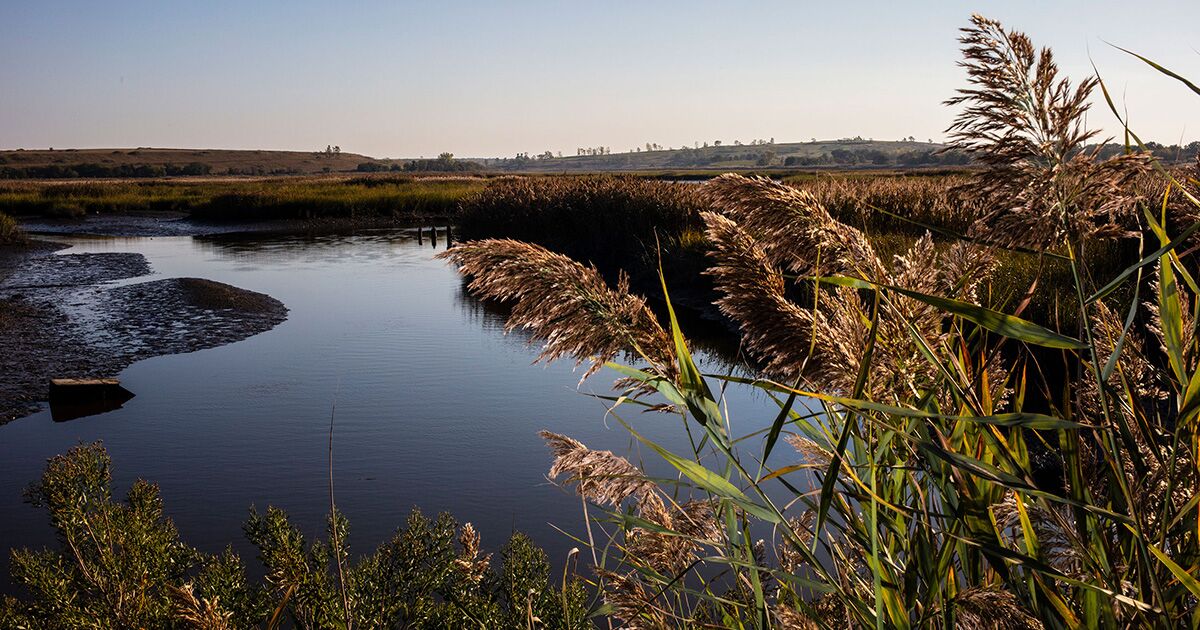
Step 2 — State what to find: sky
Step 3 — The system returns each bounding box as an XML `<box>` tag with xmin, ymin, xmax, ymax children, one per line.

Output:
<box><xmin>1</xmin><ymin>1</ymin><xmax>1197</xmax><ymax>158</ymax></box>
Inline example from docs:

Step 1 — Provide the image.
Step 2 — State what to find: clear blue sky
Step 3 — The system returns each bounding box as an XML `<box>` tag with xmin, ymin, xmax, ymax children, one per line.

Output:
<box><xmin>1</xmin><ymin>1</ymin><xmax>1196</xmax><ymax>158</ymax></box>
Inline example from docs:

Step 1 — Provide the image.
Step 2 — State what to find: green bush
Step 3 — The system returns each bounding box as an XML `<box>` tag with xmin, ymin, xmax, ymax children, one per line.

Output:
<box><xmin>0</xmin><ymin>212</ymin><xmax>23</xmax><ymax>244</ymax></box>
<box><xmin>1</xmin><ymin>443</ymin><xmax>592</xmax><ymax>628</ymax></box>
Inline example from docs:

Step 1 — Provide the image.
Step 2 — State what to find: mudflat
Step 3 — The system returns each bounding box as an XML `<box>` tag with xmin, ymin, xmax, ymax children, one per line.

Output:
<box><xmin>0</xmin><ymin>242</ymin><xmax>287</xmax><ymax>423</ymax></box>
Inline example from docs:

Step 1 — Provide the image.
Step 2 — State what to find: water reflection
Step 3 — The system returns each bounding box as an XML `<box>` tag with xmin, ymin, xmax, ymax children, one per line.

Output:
<box><xmin>0</xmin><ymin>227</ymin><xmax>790</xmax><ymax>596</ymax></box>
<box><xmin>193</xmin><ymin>225</ymin><xmax>455</xmax><ymax>260</ymax></box>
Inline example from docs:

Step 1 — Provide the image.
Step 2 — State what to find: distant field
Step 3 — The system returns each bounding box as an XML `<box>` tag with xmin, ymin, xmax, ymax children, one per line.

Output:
<box><xmin>2</xmin><ymin>139</ymin><xmax>1194</xmax><ymax>179</ymax></box>
<box><xmin>0</xmin><ymin>148</ymin><xmax>377</xmax><ymax>178</ymax></box>
<box><xmin>0</xmin><ymin>175</ymin><xmax>485</xmax><ymax>222</ymax></box>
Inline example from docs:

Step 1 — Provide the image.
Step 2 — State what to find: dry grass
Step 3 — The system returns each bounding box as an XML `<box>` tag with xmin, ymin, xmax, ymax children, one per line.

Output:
<box><xmin>0</xmin><ymin>147</ymin><xmax>375</xmax><ymax>176</ymax></box>
<box><xmin>0</xmin><ymin>176</ymin><xmax>485</xmax><ymax>221</ymax></box>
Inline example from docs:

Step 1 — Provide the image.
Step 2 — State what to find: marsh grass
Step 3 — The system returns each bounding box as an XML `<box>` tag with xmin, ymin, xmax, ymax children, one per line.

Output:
<box><xmin>453</xmin><ymin>171</ymin><xmax>1143</xmax><ymax>330</ymax></box>
<box><xmin>457</xmin><ymin>175</ymin><xmax>706</xmax><ymax>271</ymax></box>
<box><xmin>443</xmin><ymin>15</ymin><xmax>1200</xmax><ymax>628</ymax></box>
<box><xmin>0</xmin><ymin>176</ymin><xmax>486</xmax><ymax>222</ymax></box>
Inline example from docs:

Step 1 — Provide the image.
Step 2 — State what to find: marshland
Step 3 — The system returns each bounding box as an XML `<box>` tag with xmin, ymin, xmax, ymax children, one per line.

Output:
<box><xmin>3</xmin><ymin>6</ymin><xmax>1200</xmax><ymax>630</ymax></box>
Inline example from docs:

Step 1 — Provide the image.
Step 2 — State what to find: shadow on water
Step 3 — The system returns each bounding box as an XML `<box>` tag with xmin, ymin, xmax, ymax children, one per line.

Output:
<box><xmin>193</xmin><ymin>224</ymin><xmax>455</xmax><ymax>258</ymax></box>
<box><xmin>50</xmin><ymin>390</ymin><xmax>135</xmax><ymax>422</ymax></box>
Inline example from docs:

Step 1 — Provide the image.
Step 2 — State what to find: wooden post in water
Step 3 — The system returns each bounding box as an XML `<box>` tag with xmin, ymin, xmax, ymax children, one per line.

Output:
<box><xmin>445</xmin><ymin>225</ymin><xmax>453</xmax><ymax>248</ymax></box>
<box><xmin>417</xmin><ymin>226</ymin><xmax>423</xmax><ymax>245</ymax></box>
<box><xmin>430</xmin><ymin>227</ymin><xmax>438</xmax><ymax>248</ymax></box>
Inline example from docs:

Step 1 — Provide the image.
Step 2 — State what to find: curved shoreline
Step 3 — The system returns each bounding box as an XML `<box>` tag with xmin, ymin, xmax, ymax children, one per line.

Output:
<box><xmin>0</xmin><ymin>240</ymin><xmax>287</xmax><ymax>424</ymax></box>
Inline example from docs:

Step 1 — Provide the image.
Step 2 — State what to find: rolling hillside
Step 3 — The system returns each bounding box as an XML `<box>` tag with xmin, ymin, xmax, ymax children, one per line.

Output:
<box><xmin>0</xmin><ymin>147</ymin><xmax>375</xmax><ymax>178</ymax></box>
<box><xmin>0</xmin><ymin>140</ymin><xmax>966</xmax><ymax>179</ymax></box>
<box><xmin>479</xmin><ymin>139</ymin><xmax>964</xmax><ymax>172</ymax></box>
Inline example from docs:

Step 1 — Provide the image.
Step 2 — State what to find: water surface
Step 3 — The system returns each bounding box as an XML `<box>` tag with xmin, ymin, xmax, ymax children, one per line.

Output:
<box><xmin>0</xmin><ymin>229</ymin><xmax>786</xmax><ymax>590</ymax></box>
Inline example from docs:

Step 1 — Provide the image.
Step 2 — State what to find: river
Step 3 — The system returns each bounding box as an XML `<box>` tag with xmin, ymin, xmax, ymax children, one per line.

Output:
<box><xmin>0</xmin><ymin>227</ymin><xmax>789</xmax><ymax>591</ymax></box>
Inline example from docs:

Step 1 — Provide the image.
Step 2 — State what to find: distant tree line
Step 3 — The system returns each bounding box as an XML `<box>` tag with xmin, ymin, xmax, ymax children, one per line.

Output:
<box><xmin>1092</xmin><ymin>141</ymin><xmax>1200</xmax><ymax>162</ymax></box>
<box><xmin>356</xmin><ymin>152</ymin><xmax>484</xmax><ymax>173</ymax></box>
<box><xmin>783</xmin><ymin>149</ymin><xmax>972</xmax><ymax>168</ymax></box>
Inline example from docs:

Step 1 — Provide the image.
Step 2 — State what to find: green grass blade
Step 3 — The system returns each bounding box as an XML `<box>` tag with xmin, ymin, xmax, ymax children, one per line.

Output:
<box><xmin>622</xmin><ymin>422</ymin><xmax>779</xmax><ymax>523</ymax></box>
<box><xmin>1111</xmin><ymin>44</ymin><xmax>1200</xmax><ymax>97</ymax></box>
<box><xmin>820</xmin><ymin>276</ymin><xmax>1087</xmax><ymax>349</ymax></box>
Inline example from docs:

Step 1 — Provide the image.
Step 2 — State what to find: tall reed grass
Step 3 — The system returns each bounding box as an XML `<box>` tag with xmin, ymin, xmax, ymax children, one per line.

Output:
<box><xmin>442</xmin><ymin>14</ymin><xmax>1200</xmax><ymax>628</ymax></box>
<box><xmin>0</xmin><ymin>176</ymin><xmax>486</xmax><ymax>222</ymax></box>
<box><xmin>457</xmin><ymin>175</ymin><xmax>706</xmax><ymax>271</ymax></box>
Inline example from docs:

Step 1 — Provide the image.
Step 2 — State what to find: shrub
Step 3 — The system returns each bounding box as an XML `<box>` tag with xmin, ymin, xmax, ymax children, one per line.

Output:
<box><xmin>0</xmin><ymin>211</ymin><xmax>24</xmax><ymax>244</ymax></box>
<box><xmin>1</xmin><ymin>443</ymin><xmax>591</xmax><ymax>628</ymax></box>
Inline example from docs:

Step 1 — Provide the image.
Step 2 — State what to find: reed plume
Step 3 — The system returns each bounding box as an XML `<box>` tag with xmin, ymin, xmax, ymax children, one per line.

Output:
<box><xmin>624</xmin><ymin>492</ymin><xmax>697</xmax><ymax>576</ymax></box>
<box><xmin>703</xmin><ymin>173</ymin><xmax>884</xmax><ymax>279</ymax></box>
<box><xmin>170</xmin><ymin>584</ymin><xmax>233</xmax><ymax>630</ymax></box>
<box><xmin>539</xmin><ymin>430</ymin><xmax>656</xmax><ymax>507</ymax></box>
<box><xmin>594</xmin><ymin>569</ymin><xmax>672</xmax><ymax>630</ymax></box>
<box><xmin>785</xmin><ymin>434</ymin><xmax>835</xmax><ymax>470</ymax></box>
<box><xmin>674</xmin><ymin>499</ymin><xmax>723</xmax><ymax>544</ymax></box>
<box><xmin>453</xmin><ymin>522</ymin><xmax>490</xmax><ymax>584</ymax></box>
<box><xmin>946</xmin><ymin>14</ymin><xmax>1150</xmax><ymax>250</ymax></box>
<box><xmin>951</xmin><ymin>587</ymin><xmax>1044</xmax><ymax>630</ymax></box>
<box><xmin>703</xmin><ymin>185</ymin><xmax>997</xmax><ymax>401</ymax></box>
<box><xmin>703</xmin><ymin>211</ymin><xmax>865</xmax><ymax>386</ymax></box>
<box><xmin>439</xmin><ymin>239</ymin><xmax>676</xmax><ymax>380</ymax></box>
<box><xmin>771</xmin><ymin>605</ymin><xmax>820</xmax><ymax>630</ymax></box>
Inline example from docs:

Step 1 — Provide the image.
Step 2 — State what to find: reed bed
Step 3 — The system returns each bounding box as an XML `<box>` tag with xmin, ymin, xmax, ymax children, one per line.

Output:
<box><xmin>456</xmin><ymin>172</ymin><xmax>1141</xmax><ymax>329</ymax></box>
<box><xmin>6</xmin><ymin>12</ymin><xmax>1200</xmax><ymax>629</ymax></box>
<box><xmin>0</xmin><ymin>176</ymin><xmax>486</xmax><ymax>222</ymax></box>
<box><xmin>457</xmin><ymin>175</ymin><xmax>707</xmax><ymax>271</ymax></box>
<box><xmin>440</xmin><ymin>14</ymin><xmax>1200</xmax><ymax>628</ymax></box>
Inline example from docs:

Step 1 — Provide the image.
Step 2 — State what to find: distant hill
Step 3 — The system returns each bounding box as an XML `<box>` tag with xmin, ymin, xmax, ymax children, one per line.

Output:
<box><xmin>478</xmin><ymin>140</ymin><xmax>967</xmax><ymax>172</ymax></box>
<box><xmin>0</xmin><ymin>141</ymin><xmax>967</xmax><ymax>179</ymax></box>
<box><xmin>0</xmin><ymin>148</ymin><xmax>375</xmax><ymax>178</ymax></box>
<box><xmin>3</xmin><ymin>138</ymin><xmax>1195</xmax><ymax>179</ymax></box>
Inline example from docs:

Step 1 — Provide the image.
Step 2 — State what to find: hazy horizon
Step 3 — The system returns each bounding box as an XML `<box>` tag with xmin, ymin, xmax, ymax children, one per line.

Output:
<box><xmin>2</xmin><ymin>1</ymin><xmax>1197</xmax><ymax>158</ymax></box>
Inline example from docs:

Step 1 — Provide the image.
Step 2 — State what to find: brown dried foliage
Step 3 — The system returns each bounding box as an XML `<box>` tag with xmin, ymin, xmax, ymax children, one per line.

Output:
<box><xmin>170</xmin><ymin>584</ymin><xmax>233</xmax><ymax>630</ymax></box>
<box><xmin>539</xmin><ymin>430</ymin><xmax>656</xmax><ymax>508</ymax></box>
<box><xmin>703</xmin><ymin>174</ymin><xmax>998</xmax><ymax>402</ymax></box>
<box><xmin>952</xmin><ymin>587</ymin><xmax>1045</xmax><ymax>630</ymax></box>
<box><xmin>439</xmin><ymin>239</ymin><xmax>676</xmax><ymax>381</ymax></box>
<box><xmin>946</xmin><ymin>15</ymin><xmax>1151</xmax><ymax>250</ymax></box>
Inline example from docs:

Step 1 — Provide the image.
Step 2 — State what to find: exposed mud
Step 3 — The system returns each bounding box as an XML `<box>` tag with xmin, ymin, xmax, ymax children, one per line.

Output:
<box><xmin>0</xmin><ymin>244</ymin><xmax>287</xmax><ymax>423</ymax></box>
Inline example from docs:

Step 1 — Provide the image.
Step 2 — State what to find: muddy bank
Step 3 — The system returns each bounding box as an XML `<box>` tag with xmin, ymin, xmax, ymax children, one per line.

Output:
<box><xmin>0</xmin><ymin>244</ymin><xmax>287</xmax><ymax>423</ymax></box>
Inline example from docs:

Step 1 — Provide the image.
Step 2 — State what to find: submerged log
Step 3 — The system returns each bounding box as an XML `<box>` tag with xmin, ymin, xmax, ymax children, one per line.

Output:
<box><xmin>48</xmin><ymin>378</ymin><xmax>135</xmax><ymax>422</ymax></box>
